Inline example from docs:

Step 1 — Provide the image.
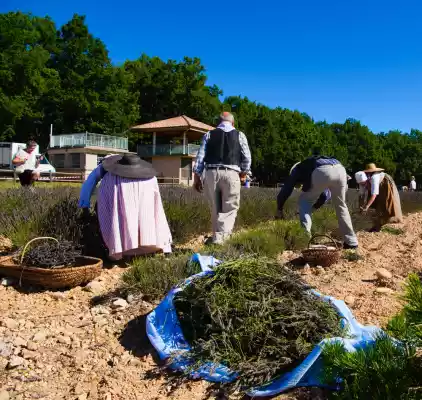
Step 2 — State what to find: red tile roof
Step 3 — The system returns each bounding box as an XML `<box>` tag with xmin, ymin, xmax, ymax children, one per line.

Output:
<box><xmin>131</xmin><ymin>115</ymin><xmax>214</xmax><ymax>132</ymax></box>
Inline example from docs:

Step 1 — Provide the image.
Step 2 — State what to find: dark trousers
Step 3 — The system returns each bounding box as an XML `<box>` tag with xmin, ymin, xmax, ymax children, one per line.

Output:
<box><xmin>18</xmin><ymin>170</ymin><xmax>35</xmax><ymax>186</ymax></box>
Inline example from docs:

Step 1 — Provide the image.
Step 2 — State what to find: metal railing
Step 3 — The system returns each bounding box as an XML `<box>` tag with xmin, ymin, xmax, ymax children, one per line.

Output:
<box><xmin>137</xmin><ymin>144</ymin><xmax>200</xmax><ymax>157</ymax></box>
<box><xmin>50</xmin><ymin>133</ymin><xmax>128</xmax><ymax>151</ymax></box>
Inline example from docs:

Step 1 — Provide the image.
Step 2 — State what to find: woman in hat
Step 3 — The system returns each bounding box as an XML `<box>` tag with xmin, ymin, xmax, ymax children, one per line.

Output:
<box><xmin>359</xmin><ymin>163</ymin><xmax>403</xmax><ymax>232</ymax></box>
<box><xmin>79</xmin><ymin>154</ymin><xmax>172</xmax><ymax>260</ymax></box>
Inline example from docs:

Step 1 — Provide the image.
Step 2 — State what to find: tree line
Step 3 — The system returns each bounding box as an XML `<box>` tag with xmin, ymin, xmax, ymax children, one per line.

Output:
<box><xmin>1</xmin><ymin>11</ymin><xmax>421</xmax><ymax>185</ymax></box>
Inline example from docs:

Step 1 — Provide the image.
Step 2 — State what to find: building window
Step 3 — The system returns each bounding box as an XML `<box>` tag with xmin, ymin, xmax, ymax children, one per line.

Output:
<box><xmin>53</xmin><ymin>154</ymin><xmax>65</xmax><ymax>168</ymax></box>
<box><xmin>71</xmin><ymin>153</ymin><xmax>81</xmax><ymax>168</ymax></box>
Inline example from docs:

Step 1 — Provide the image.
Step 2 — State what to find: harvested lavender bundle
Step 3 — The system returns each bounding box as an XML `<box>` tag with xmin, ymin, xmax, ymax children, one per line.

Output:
<box><xmin>173</xmin><ymin>257</ymin><xmax>345</xmax><ymax>391</ymax></box>
<box><xmin>19</xmin><ymin>241</ymin><xmax>82</xmax><ymax>269</ymax></box>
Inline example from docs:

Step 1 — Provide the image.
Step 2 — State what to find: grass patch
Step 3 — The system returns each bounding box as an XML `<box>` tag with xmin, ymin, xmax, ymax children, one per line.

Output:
<box><xmin>121</xmin><ymin>254</ymin><xmax>201</xmax><ymax>300</ymax></box>
<box><xmin>221</xmin><ymin>220</ymin><xmax>309</xmax><ymax>259</ymax></box>
<box><xmin>343</xmin><ymin>250</ymin><xmax>362</xmax><ymax>262</ymax></box>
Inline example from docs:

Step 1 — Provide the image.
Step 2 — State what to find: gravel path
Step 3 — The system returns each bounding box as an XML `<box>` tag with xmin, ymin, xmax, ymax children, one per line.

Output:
<box><xmin>1</xmin><ymin>213</ymin><xmax>421</xmax><ymax>400</ymax></box>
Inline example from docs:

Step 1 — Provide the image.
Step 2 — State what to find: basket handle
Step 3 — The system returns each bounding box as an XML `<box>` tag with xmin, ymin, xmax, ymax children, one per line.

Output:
<box><xmin>20</xmin><ymin>237</ymin><xmax>59</xmax><ymax>265</ymax></box>
<box><xmin>307</xmin><ymin>234</ymin><xmax>339</xmax><ymax>250</ymax></box>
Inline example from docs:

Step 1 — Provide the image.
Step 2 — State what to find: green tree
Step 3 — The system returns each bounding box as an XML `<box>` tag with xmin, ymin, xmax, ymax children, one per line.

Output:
<box><xmin>0</xmin><ymin>12</ymin><xmax>59</xmax><ymax>142</ymax></box>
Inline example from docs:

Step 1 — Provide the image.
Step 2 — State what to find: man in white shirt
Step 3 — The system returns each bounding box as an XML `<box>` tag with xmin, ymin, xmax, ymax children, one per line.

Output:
<box><xmin>12</xmin><ymin>140</ymin><xmax>41</xmax><ymax>186</ymax></box>
<box><xmin>410</xmin><ymin>176</ymin><xmax>417</xmax><ymax>191</ymax></box>
<box><xmin>193</xmin><ymin>112</ymin><xmax>252</xmax><ymax>245</ymax></box>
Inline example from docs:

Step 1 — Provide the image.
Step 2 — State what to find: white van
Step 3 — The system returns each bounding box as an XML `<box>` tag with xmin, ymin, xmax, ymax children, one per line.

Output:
<box><xmin>0</xmin><ymin>142</ymin><xmax>56</xmax><ymax>174</ymax></box>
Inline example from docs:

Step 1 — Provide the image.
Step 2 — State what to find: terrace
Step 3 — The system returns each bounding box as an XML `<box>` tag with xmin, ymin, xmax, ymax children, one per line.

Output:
<box><xmin>49</xmin><ymin>132</ymin><xmax>128</xmax><ymax>152</ymax></box>
<box><xmin>137</xmin><ymin>143</ymin><xmax>200</xmax><ymax>157</ymax></box>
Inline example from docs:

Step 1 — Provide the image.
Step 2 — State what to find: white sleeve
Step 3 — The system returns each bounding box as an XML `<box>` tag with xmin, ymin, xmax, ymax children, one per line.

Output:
<box><xmin>371</xmin><ymin>175</ymin><xmax>381</xmax><ymax>195</ymax></box>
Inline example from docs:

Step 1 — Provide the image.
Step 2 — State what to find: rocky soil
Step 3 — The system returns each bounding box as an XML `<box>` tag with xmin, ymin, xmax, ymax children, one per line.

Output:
<box><xmin>1</xmin><ymin>213</ymin><xmax>422</xmax><ymax>400</ymax></box>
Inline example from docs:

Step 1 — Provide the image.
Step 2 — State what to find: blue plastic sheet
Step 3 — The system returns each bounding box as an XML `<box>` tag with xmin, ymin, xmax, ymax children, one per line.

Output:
<box><xmin>146</xmin><ymin>254</ymin><xmax>382</xmax><ymax>397</ymax></box>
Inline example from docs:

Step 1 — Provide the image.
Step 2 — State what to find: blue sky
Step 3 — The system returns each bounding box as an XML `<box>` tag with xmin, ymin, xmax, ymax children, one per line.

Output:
<box><xmin>2</xmin><ymin>0</ymin><xmax>422</xmax><ymax>133</ymax></box>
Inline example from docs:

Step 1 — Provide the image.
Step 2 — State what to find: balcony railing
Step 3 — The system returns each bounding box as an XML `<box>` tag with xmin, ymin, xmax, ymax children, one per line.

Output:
<box><xmin>50</xmin><ymin>133</ymin><xmax>128</xmax><ymax>151</ymax></box>
<box><xmin>137</xmin><ymin>144</ymin><xmax>200</xmax><ymax>157</ymax></box>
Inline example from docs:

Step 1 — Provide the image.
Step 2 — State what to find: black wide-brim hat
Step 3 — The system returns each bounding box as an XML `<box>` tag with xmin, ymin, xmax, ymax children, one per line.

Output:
<box><xmin>102</xmin><ymin>154</ymin><xmax>157</xmax><ymax>179</ymax></box>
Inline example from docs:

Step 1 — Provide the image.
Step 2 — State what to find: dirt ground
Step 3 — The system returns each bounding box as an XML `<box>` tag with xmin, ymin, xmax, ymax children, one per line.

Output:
<box><xmin>1</xmin><ymin>213</ymin><xmax>422</xmax><ymax>400</ymax></box>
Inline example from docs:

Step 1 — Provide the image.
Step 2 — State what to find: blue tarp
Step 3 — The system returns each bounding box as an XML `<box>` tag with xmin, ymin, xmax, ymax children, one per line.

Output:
<box><xmin>146</xmin><ymin>254</ymin><xmax>382</xmax><ymax>397</ymax></box>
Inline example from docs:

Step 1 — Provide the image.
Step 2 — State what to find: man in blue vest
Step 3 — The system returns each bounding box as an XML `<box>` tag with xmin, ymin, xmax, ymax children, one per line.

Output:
<box><xmin>193</xmin><ymin>112</ymin><xmax>252</xmax><ymax>245</ymax></box>
<box><xmin>277</xmin><ymin>155</ymin><xmax>358</xmax><ymax>249</ymax></box>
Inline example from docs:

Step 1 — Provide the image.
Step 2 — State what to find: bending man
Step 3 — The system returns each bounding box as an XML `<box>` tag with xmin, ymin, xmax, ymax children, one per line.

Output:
<box><xmin>276</xmin><ymin>155</ymin><xmax>358</xmax><ymax>249</ymax></box>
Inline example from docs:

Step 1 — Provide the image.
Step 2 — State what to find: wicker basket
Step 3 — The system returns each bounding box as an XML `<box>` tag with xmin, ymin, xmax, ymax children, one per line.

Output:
<box><xmin>0</xmin><ymin>237</ymin><xmax>102</xmax><ymax>289</ymax></box>
<box><xmin>301</xmin><ymin>235</ymin><xmax>341</xmax><ymax>268</ymax></box>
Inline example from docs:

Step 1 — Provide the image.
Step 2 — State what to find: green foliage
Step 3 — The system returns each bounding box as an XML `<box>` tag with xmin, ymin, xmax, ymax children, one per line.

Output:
<box><xmin>2</xmin><ymin>11</ymin><xmax>422</xmax><ymax>185</ymax></box>
<box><xmin>121</xmin><ymin>254</ymin><xmax>201</xmax><ymax>300</ymax></box>
<box><xmin>323</xmin><ymin>274</ymin><xmax>422</xmax><ymax>399</ymax></box>
<box><xmin>173</xmin><ymin>257</ymin><xmax>345</xmax><ymax>391</ymax></box>
<box><xmin>223</xmin><ymin>220</ymin><xmax>309</xmax><ymax>259</ymax></box>
<box><xmin>322</xmin><ymin>335</ymin><xmax>422</xmax><ymax>400</ymax></box>
<box><xmin>387</xmin><ymin>273</ymin><xmax>422</xmax><ymax>345</ymax></box>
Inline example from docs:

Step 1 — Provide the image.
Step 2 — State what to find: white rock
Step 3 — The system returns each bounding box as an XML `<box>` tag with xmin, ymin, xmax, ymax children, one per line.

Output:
<box><xmin>1</xmin><ymin>277</ymin><xmax>15</xmax><ymax>287</ymax></box>
<box><xmin>91</xmin><ymin>306</ymin><xmax>110</xmax><ymax>316</ymax></box>
<box><xmin>0</xmin><ymin>341</ymin><xmax>12</xmax><ymax>357</ymax></box>
<box><xmin>0</xmin><ymin>390</ymin><xmax>10</xmax><ymax>400</ymax></box>
<box><xmin>375</xmin><ymin>287</ymin><xmax>394</xmax><ymax>294</ymax></box>
<box><xmin>57</xmin><ymin>336</ymin><xmax>72</xmax><ymax>345</ymax></box>
<box><xmin>126</xmin><ymin>294</ymin><xmax>135</xmax><ymax>304</ymax></box>
<box><xmin>92</xmin><ymin>316</ymin><xmax>107</xmax><ymax>327</ymax></box>
<box><xmin>1</xmin><ymin>318</ymin><xmax>18</xmax><ymax>330</ymax></box>
<box><xmin>49</xmin><ymin>292</ymin><xmax>66</xmax><ymax>300</ymax></box>
<box><xmin>344</xmin><ymin>295</ymin><xmax>356</xmax><ymax>306</ymax></box>
<box><xmin>83</xmin><ymin>281</ymin><xmax>103</xmax><ymax>293</ymax></box>
<box><xmin>21</xmin><ymin>349</ymin><xmax>37</xmax><ymax>360</ymax></box>
<box><xmin>301</xmin><ymin>264</ymin><xmax>311</xmax><ymax>275</ymax></box>
<box><xmin>13</xmin><ymin>337</ymin><xmax>27</xmax><ymax>348</ymax></box>
<box><xmin>32</xmin><ymin>331</ymin><xmax>47</xmax><ymax>342</ymax></box>
<box><xmin>7</xmin><ymin>355</ymin><xmax>25</xmax><ymax>369</ymax></box>
<box><xmin>376</xmin><ymin>268</ymin><xmax>392</xmax><ymax>280</ymax></box>
<box><xmin>26</xmin><ymin>341</ymin><xmax>38</xmax><ymax>351</ymax></box>
<box><xmin>78</xmin><ymin>394</ymin><xmax>88</xmax><ymax>400</ymax></box>
<box><xmin>111</xmin><ymin>298</ymin><xmax>128</xmax><ymax>310</ymax></box>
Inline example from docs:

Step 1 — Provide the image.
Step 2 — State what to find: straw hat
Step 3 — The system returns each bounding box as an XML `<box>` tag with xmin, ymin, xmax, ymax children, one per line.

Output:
<box><xmin>363</xmin><ymin>163</ymin><xmax>384</xmax><ymax>173</ymax></box>
<box><xmin>102</xmin><ymin>154</ymin><xmax>157</xmax><ymax>179</ymax></box>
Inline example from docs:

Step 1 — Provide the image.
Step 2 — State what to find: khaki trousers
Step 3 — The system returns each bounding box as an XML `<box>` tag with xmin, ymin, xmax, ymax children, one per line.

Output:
<box><xmin>299</xmin><ymin>164</ymin><xmax>358</xmax><ymax>246</ymax></box>
<box><xmin>204</xmin><ymin>168</ymin><xmax>241</xmax><ymax>244</ymax></box>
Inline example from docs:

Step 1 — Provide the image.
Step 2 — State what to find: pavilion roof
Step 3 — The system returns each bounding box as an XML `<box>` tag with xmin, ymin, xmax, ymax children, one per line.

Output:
<box><xmin>131</xmin><ymin>115</ymin><xmax>214</xmax><ymax>133</ymax></box>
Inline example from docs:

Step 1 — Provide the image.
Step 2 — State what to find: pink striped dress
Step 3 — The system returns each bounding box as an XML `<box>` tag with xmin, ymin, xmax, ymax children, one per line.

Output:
<box><xmin>97</xmin><ymin>174</ymin><xmax>172</xmax><ymax>260</ymax></box>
